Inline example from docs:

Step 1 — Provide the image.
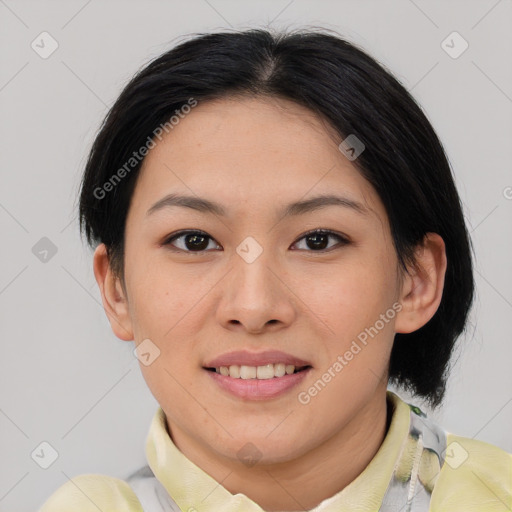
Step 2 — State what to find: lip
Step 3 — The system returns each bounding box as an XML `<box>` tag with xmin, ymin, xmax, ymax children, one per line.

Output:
<box><xmin>203</xmin><ymin>350</ymin><xmax>312</xmax><ymax>368</ymax></box>
<box><xmin>205</xmin><ymin>366</ymin><xmax>312</xmax><ymax>400</ymax></box>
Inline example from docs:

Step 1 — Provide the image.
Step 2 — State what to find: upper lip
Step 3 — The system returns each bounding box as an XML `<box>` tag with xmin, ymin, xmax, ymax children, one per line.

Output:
<box><xmin>204</xmin><ymin>350</ymin><xmax>312</xmax><ymax>368</ymax></box>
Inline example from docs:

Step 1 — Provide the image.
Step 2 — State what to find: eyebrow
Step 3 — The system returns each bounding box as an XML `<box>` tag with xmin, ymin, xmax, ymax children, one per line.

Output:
<box><xmin>146</xmin><ymin>193</ymin><xmax>369</xmax><ymax>219</ymax></box>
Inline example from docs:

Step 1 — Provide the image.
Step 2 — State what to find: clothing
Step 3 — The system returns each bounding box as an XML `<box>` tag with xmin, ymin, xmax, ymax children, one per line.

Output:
<box><xmin>38</xmin><ymin>391</ymin><xmax>512</xmax><ymax>511</ymax></box>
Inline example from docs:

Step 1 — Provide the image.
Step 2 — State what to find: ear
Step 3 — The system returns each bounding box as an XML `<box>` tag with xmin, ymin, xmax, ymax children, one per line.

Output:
<box><xmin>394</xmin><ymin>232</ymin><xmax>447</xmax><ymax>334</ymax></box>
<box><xmin>92</xmin><ymin>243</ymin><xmax>134</xmax><ymax>341</ymax></box>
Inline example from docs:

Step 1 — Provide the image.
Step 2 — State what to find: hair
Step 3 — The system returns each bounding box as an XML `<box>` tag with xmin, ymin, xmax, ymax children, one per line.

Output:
<box><xmin>78</xmin><ymin>27</ymin><xmax>475</xmax><ymax>408</ymax></box>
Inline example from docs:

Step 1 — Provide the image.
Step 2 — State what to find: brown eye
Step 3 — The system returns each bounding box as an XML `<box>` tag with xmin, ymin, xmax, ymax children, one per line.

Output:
<box><xmin>163</xmin><ymin>230</ymin><xmax>219</xmax><ymax>252</ymax></box>
<box><xmin>292</xmin><ymin>229</ymin><xmax>349</xmax><ymax>252</ymax></box>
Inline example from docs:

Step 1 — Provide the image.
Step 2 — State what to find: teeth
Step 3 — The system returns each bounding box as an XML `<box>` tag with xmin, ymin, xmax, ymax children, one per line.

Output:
<box><xmin>213</xmin><ymin>363</ymin><xmax>306</xmax><ymax>379</ymax></box>
<box><xmin>256</xmin><ymin>364</ymin><xmax>274</xmax><ymax>379</ymax></box>
<box><xmin>229</xmin><ymin>365</ymin><xmax>240</xmax><ymax>378</ymax></box>
<box><xmin>274</xmin><ymin>363</ymin><xmax>286</xmax><ymax>377</ymax></box>
<box><xmin>240</xmin><ymin>365</ymin><xmax>257</xmax><ymax>379</ymax></box>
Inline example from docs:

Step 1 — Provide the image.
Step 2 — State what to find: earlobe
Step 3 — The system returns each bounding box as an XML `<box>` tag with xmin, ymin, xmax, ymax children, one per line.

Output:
<box><xmin>92</xmin><ymin>243</ymin><xmax>134</xmax><ymax>341</ymax></box>
<box><xmin>394</xmin><ymin>233</ymin><xmax>447</xmax><ymax>334</ymax></box>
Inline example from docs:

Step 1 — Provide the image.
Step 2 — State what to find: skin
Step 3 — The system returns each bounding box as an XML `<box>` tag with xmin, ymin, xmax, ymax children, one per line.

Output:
<box><xmin>93</xmin><ymin>96</ymin><xmax>447</xmax><ymax>511</ymax></box>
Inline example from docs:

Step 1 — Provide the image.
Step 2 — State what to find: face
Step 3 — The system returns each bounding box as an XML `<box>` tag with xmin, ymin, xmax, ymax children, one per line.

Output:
<box><xmin>111</xmin><ymin>96</ymin><xmax>406</xmax><ymax>466</ymax></box>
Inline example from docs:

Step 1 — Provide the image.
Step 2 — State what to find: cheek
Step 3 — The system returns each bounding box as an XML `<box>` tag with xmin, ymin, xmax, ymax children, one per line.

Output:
<box><xmin>127</xmin><ymin>245</ymin><xmax>189</xmax><ymax>315</ymax></box>
<box><xmin>302</xmin><ymin>258</ymin><xmax>393</xmax><ymax>329</ymax></box>
<box><xmin>130</xmin><ymin>281</ymin><xmax>172</xmax><ymax>329</ymax></box>
<box><xmin>301</xmin><ymin>255</ymin><xmax>397</xmax><ymax>383</ymax></box>
<box><xmin>127</xmin><ymin>261</ymin><xmax>209</xmax><ymax>373</ymax></box>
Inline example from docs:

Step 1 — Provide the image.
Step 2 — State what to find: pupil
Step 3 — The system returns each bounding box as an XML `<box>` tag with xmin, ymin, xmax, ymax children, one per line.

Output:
<box><xmin>186</xmin><ymin>234</ymin><xmax>208</xmax><ymax>251</ymax></box>
<box><xmin>307</xmin><ymin>233</ymin><xmax>328</xmax><ymax>250</ymax></box>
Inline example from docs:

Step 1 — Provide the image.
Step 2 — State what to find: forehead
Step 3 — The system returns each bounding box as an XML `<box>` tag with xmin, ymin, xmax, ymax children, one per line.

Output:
<box><xmin>130</xmin><ymin>96</ymin><xmax>384</xmax><ymax>223</ymax></box>
<box><xmin>150</xmin><ymin>96</ymin><xmax>341</xmax><ymax>160</ymax></box>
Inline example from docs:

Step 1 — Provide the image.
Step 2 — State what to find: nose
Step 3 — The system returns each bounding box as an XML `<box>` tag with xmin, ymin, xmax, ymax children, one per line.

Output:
<box><xmin>216</xmin><ymin>245</ymin><xmax>297</xmax><ymax>334</ymax></box>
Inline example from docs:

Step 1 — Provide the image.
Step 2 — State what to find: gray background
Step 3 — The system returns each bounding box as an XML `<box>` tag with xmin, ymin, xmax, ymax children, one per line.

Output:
<box><xmin>0</xmin><ymin>0</ymin><xmax>511</xmax><ymax>510</ymax></box>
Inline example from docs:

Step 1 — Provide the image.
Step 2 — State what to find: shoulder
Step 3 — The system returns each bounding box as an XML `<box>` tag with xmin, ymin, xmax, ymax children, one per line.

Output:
<box><xmin>38</xmin><ymin>473</ymin><xmax>143</xmax><ymax>512</ymax></box>
<box><xmin>431</xmin><ymin>432</ymin><xmax>512</xmax><ymax>511</ymax></box>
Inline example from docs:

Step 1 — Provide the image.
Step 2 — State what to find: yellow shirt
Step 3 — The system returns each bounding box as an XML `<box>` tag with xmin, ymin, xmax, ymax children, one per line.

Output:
<box><xmin>38</xmin><ymin>391</ymin><xmax>512</xmax><ymax>511</ymax></box>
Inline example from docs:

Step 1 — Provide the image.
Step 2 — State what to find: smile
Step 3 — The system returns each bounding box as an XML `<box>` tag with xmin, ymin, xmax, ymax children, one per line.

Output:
<box><xmin>204</xmin><ymin>365</ymin><xmax>312</xmax><ymax>400</ymax></box>
<box><xmin>206</xmin><ymin>363</ymin><xmax>311</xmax><ymax>379</ymax></box>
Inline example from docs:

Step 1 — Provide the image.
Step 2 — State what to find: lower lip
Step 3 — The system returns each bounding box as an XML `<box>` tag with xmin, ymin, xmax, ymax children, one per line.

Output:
<box><xmin>204</xmin><ymin>367</ymin><xmax>312</xmax><ymax>400</ymax></box>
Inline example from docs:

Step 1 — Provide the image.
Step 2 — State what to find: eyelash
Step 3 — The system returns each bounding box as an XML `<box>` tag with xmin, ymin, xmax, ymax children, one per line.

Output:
<box><xmin>162</xmin><ymin>229</ymin><xmax>350</xmax><ymax>254</ymax></box>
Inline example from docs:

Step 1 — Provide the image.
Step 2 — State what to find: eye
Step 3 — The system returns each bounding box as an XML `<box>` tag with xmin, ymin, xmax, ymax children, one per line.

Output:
<box><xmin>162</xmin><ymin>229</ymin><xmax>350</xmax><ymax>253</ymax></box>
<box><xmin>162</xmin><ymin>230</ymin><xmax>220</xmax><ymax>252</ymax></box>
<box><xmin>291</xmin><ymin>229</ymin><xmax>350</xmax><ymax>252</ymax></box>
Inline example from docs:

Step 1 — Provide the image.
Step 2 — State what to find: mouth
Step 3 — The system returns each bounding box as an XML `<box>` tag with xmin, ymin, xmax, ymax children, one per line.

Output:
<box><xmin>203</xmin><ymin>363</ymin><xmax>312</xmax><ymax>379</ymax></box>
<box><xmin>202</xmin><ymin>350</ymin><xmax>313</xmax><ymax>400</ymax></box>
<box><xmin>203</xmin><ymin>363</ymin><xmax>313</xmax><ymax>400</ymax></box>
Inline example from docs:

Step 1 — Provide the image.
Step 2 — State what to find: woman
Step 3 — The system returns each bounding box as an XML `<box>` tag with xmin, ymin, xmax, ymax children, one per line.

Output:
<box><xmin>39</xmin><ymin>27</ymin><xmax>511</xmax><ymax>511</ymax></box>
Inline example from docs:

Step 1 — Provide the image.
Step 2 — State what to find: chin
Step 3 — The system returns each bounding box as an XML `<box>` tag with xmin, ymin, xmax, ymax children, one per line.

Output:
<box><xmin>218</xmin><ymin>432</ymin><xmax>303</xmax><ymax>465</ymax></box>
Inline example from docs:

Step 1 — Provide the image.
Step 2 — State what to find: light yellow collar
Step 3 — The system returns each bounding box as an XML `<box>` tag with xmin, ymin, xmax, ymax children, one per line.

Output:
<box><xmin>145</xmin><ymin>391</ymin><xmax>411</xmax><ymax>512</ymax></box>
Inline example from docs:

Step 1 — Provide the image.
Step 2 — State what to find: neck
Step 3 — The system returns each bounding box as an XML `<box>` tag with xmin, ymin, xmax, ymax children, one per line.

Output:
<box><xmin>167</xmin><ymin>390</ymin><xmax>390</xmax><ymax>511</ymax></box>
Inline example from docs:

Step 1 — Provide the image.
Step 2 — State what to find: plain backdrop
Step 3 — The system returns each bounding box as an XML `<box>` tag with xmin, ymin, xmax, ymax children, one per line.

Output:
<box><xmin>0</xmin><ymin>1</ymin><xmax>511</xmax><ymax>510</ymax></box>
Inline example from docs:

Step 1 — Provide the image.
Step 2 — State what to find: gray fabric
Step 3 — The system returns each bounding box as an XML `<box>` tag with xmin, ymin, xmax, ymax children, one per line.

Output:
<box><xmin>126</xmin><ymin>465</ymin><xmax>182</xmax><ymax>511</ymax></box>
<box><xmin>379</xmin><ymin>403</ymin><xmax>447</xmax><ymax>512</ymax></box>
